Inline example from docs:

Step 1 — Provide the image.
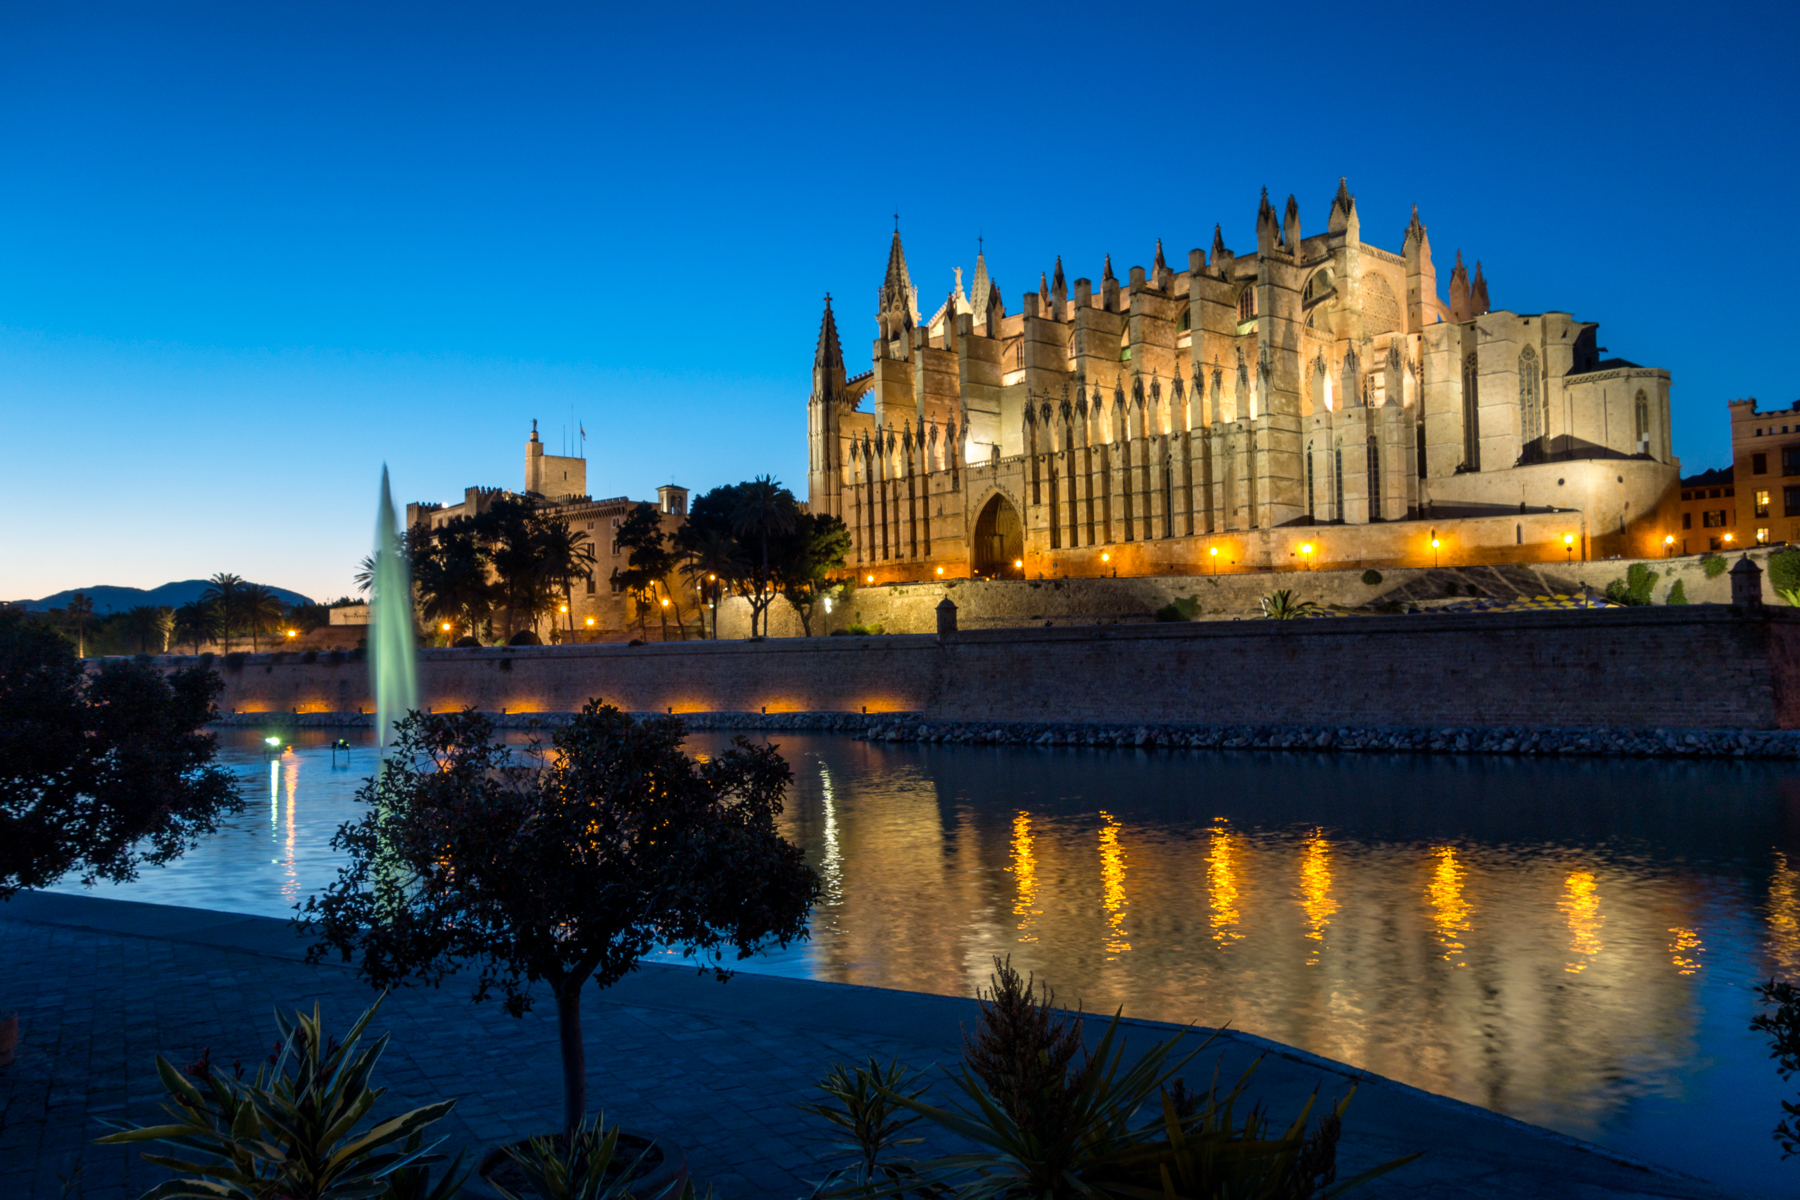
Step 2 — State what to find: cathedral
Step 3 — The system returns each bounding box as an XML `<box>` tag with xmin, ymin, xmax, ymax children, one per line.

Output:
<box><xmin>806</xmin><ymin>181</ymin><xmax>1679</xmax><ymax>578</ymax></box>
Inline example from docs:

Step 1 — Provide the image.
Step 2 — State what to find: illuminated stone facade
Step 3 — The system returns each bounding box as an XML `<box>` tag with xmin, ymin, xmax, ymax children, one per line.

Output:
<box><xmin>807</xmin><ymin>181</ymin><xmax>1680</xmax><ymax>578</ymax></box>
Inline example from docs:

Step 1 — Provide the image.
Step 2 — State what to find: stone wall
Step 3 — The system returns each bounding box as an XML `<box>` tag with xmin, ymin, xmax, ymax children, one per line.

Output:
<box><xmin>193</xmin><ymin>605</ymin><xmax>1800</xmax><ymax>730</ymax></box>
<box><xmin>719</xmin><ymin>548</ymin><xmax>1778</xmax><ymax>638</ymax></box>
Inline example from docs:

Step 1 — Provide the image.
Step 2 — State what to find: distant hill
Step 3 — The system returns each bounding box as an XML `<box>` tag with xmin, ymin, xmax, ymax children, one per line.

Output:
<box><xmin>11</xmin><ymin>580</ymin><xmax>317</xmax><ymax>615</ymax></box>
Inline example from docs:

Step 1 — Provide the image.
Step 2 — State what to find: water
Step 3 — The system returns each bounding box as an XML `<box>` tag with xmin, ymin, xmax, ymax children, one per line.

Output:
<box><xmin>53</xmin><ymin>727</ymin><xmax>1800</xmax><ymax>1196</ymax></box>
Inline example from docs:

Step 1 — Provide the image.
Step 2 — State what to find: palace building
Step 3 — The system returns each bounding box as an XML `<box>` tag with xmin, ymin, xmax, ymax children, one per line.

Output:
<box><xmin>806</xmin><ymin>181</ymin><xmax>1680</xmax><ymax>578</ymax></box>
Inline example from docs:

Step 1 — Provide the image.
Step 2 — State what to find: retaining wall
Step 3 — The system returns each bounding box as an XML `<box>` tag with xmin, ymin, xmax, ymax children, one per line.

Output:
<box><xmin>192</xmin><ymin>605</ymin><xmax>1800</xmax><ymax>730</ymax></box>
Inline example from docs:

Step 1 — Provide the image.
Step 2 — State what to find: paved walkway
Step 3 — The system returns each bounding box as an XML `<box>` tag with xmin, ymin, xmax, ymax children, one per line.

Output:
<box><xmin>0</xmin><ymin>892</ymin><xmax>1740</xmax><ymax>1199</ymax></box>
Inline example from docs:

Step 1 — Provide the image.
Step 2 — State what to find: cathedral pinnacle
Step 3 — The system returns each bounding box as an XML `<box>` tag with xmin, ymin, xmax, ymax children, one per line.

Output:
<box><xmin>1103</xmin><ymin>253</ymin><xmax>1116</xmax><ymax>282</ymax></box>
<box><xmin>1333</xmin><ymin>177</ymin><xmax>1354</xmax><ymax>215</ymax></box>
<box><xmin>1154</xmin><ymin>239</ymin><xmax>1168</xmax><ymax>272</ymax></box>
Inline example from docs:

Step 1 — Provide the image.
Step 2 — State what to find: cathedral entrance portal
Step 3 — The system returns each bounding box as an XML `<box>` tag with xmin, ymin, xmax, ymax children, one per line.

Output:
<box><xmin>972</xmin><ymin>493</ymin><xmax>1024</xmax><ymax>579</ymax></box>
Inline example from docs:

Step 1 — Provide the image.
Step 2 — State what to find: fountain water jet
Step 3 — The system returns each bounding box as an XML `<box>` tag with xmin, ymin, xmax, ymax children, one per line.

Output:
<box><xmin>370</xmin><ymin>466</ymin><xmax>418</xmax><ymax>754</ymax></box>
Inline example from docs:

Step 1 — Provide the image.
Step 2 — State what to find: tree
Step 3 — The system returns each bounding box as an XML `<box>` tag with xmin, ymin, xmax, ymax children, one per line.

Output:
<box><xmin>412</xmin><ymin>516</ymin><xmax>493</xmax><ymax>644</ymax></box>
<box><xmin>483</xmin><ymin>497</ymin><xmax>558</xmax><ymax>639</ymax></box>
<box><xmin>241</xmin><ymin>583</ymin><xmax>285</xmax><ymax>651</ymax></box>
<box><xmin>731</xmin><ymin>476</ymin><xmax>798</xmax><ymax>637</ymax></box>
<box><xmin>172</xmin><ymin>600</ymin><xmax>219</xmax><ymax>655</ymax></box>
<box><xmin>121</xmin><ymin>605</ymin><xmax>175</xmax><ymax>654</ymax></box>
<box><xmin>1769</xmin><ymin>547</ymin><xmax>1800</xmax><ymax>607</ymax></box>
<box><xmin>0</xmin><ymin>608</ymin><xmax>240</xmax><ymax>899</ymax></box>
<box><xmin>537</xmin><ymin>517</ymin><xmax>594</xmax><ymax>639</ymax></box>
<box><xmin>610</xmin><ymin>503</ymin><xmax>676</xmax><ymax>639</ymax></box>
<box><xmin>775</xmin><ymin>512</ymin><xmax>851</xmax><ymax>637</ymax></box>
<box><xmin>202</xmin><ymin>573</ymin><xmax>244</xmax><ymax>652</ymax></box>
<box><xmin>1604</xmin><ymin>563</ymin><xmax>1658</xmax><ymax>606</ymax></box>
<box><xmin>302</xmin><ymin>704</ymin><xmax>819</xmax><ymax>1139</ymax></box>
<box><xmin>679</xmin><ymin>528</ymin><xmax>748</xmax><ymax>640</ymax></box>
<box><xmin>64</xmin><ymin>592</ymin><xmax>95</xmax><ymax>658</ymax></box>
<box><xmin>354</xmin><ymin>532</ymin><xmax>408</xmax><ymax>597</ymax></box>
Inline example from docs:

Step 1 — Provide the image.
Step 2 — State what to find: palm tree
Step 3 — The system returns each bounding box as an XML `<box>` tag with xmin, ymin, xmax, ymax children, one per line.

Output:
<box><xmin>202</xmin><ymin>573</ymin><xmax>244</xmax><ymax>652</ymax></box>
<box><xmin>731</xmin><ymin>476</ymin><xmax>797</xmax><ymax>637</ymax></box>
<box><xmin>535</xmin><ymin>519</ymin><xmax>593</xmax><ymax>638</ymax></box>
<box><xmin>121</xmin><ymin>605</ymin><xmax>175</xmax><ymax>654</ymax></box>
<box><xmin>173</xmin><ymin>600</ymin><xmax>219</xmax><ymax>654</ymax></box>
<box><xmin>1258</xmin><ymin>589</ymin><xmax>1321</xmax><ymax>620</ymax></box>
<box><xmin>414</xmin><ymin>520</ymin><xmax>492</xmax><ymax>644</ymax></box>
<box><xmin>241</xmin><ymin>583</ymin><xmax>285</xmax><ymax>651</ymax></box>
<box><xmin>63</xmin><ymin>592</ymin><xmax>95</xmax><ymax>657</ymax></box>
<box><xmin>680</xmin><ymin>529</ymin><xmax>747</xmax><ymax>639</ymax></box>
<box><xmin>355</xmin><ymin>531</ymin><xmax>408</xmax><ymax>595</ymax></box>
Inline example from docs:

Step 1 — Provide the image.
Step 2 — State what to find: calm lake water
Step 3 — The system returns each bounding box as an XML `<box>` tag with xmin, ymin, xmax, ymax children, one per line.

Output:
<box><xmin>52</xmin><ymin>727</ymin><xmax>1800</xmax><ymax>1196</ymax></box>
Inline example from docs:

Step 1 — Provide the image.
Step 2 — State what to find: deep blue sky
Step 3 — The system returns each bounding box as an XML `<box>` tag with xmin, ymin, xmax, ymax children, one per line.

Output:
<box><xmin>3</xmin><ymin>1</ymin><xmax>1795</xmax><ymax>603</ymax></box>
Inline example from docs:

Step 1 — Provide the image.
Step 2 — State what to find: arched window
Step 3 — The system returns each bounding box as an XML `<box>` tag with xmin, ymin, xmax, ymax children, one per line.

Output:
<box><xmin>1461</xmin><ymin>352</ymin><xmax>1481</xmax><ymax>471</ymax></box>
<box><xmin>1635</xmin><ymin>390</ymin><xmax>1651</xmax><ymax>454</ymax></box>
<box><xmin>1367</xmin><ymin>434</ymin><xmax>1382</xmax><ymax>521</ymax></box>
<box><xmin>1237</xmin><ymin>287</ymin><xmax>1257</xmax><ymax>323</ymax></box>
<box><xmin>1519</xmin><ymin>347</ymin><xmax>1541</xmax><ymax>446</ymax></box>
<box><xmin>1333</xmin><ymin>442</ymin><xmax>1344</xmax><ymax>522</ymax></box>
<box><xmin>1177</xmin><ymin>309</ymin><xmax>1191</xmax><ymax>332</ymax></box>
<box><xmin>1306</xmin><ymin>440</ymin><xmax>1315</xmax><ymax>520</ymax></box>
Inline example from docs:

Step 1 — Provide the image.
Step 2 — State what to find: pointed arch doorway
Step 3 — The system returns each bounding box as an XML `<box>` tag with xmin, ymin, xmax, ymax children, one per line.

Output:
<box><xmin>972</xmin><ymin>493</ymin><xmax>1024</xmax><ymax>578</ymax></box>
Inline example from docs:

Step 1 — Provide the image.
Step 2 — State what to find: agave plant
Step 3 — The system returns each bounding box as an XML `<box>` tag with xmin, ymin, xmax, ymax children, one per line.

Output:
<box><xmin>797</xmin><ymin>1056</ymin><xmax>932</xmax><ymax>1196</ymax></box>
<box><xmin>94</xmin><ymin>996</ymin><xmax>463</xmax><ymax>1200</ymax></box>
<box><xmin>490</xmin><ymin>1112</ymin><xmax>701</xmax><ymax>1200</ymax></box>
<box><xmin>1258</xmin><ymin>590</ymin><xmax>1320</xmax><ymax>620</ymax></box>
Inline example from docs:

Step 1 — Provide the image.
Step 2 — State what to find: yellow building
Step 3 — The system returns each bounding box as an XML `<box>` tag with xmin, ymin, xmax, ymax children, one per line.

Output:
<box><xmin>1728</xmin><ymin>398</ymin><xmax>1800</xmax><ymax>546</ymax></box>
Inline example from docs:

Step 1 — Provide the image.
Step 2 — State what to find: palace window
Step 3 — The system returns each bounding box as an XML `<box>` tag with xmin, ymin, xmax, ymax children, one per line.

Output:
<box><xmin>1757</xmin><ymin>489</ymin><xmax>1771</xmax><ymax>517</ymax></box>
<box><xmin>1634</xmin><ymin>390</ymin><xmax>1650</xmax><ymax>453</ymax></box>
<box><xmin>1333</xmin><ymin>443</ymin><xmax>1344</xmax><ymax>521</ymax></box>
<box><xmin>1519</xmin><ymin>347</ymin><xmax>1542</xmax><ymax>446</ymax></box>
<box><xmin>1786</xmin><ymin>487</ymin><xmax>1800</xmax><ymax>518</ymax></box>
<box><xmin>1237</xmin><ymin>287</ymin><xmax>1257</xmax><ymax>323</ymax></box>
<box><xmin>1703</xmin><ymin>510</ymin><xmax>1727</xmax><ymax>528</ymax></box>
<box><xmin>1682</xmin><ymin>512</ymin><xmax>1692</xmax><ymax>530</ymax></box>
<box><xmin>1755</xmin><ymin>453</ymin><xmax>1768</xmax><ymax>474</ymax></box>
<box><xmin>1758</xmin><ymin>528</ymin><xmax>1771</xmax><ymax>544</ymax></box>
<box><xmin>1785</xmin><ymin>448</ymin><xmax>1800</xmax><ymax>477</ymax></box>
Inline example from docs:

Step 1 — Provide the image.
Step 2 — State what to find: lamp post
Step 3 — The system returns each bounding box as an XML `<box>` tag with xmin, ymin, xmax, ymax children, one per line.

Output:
<box><xmin>1299</xmin><ymin>542</ymin><xmax>1314</xmax><ymax>571</ymax></box>
<box><xmin>1563</xmin><ymin>532</ymin><xmax>1576</xmax><ymax>564</ymax></box>
<box><xmin>1430</xmin><ymin>533</ymin><xmax>1441</xmax><ymax>569</ymax></box>
<box><xmin>1208</xmin><ymin>545</ymin><xmax>1219</xmax><ymax>575</ymax></box>
<box><xmin>1664</xmin><ymin>535</ymin><xmax>1676</xmax><ymax>558</ymax></box>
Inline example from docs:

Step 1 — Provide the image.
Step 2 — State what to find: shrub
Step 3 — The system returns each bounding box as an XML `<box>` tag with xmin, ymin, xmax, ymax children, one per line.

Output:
<box><xmin>1604</xmin><ymin>563</ymin><xmax>1658</xmax><ymax>606</ymax></box>
<box><xmin>627</xmin><ymin>638</ymin><xmax>645</xmax><ymax>647</ymax></box>
<box><xmin>1361</xmin><ymin>569</ymin><xmax>1383</xmax><ymax>586</ymax></box>
<box><xmin>1666</xmin><ymin>579</ymin><xmax>1690</xmax><ymax>605</ymax></box>
<box><xmin>1702</xmin><ymin>553</ymin><xmax>1729</xmax><ymax>578</ymax></box>
<box><xmin>868</xmin><ymin>958</ymin><xmax>1416</xmax><ymax>1199</ymax></box>
<box><xmin>1753</xmin><ymin>979</ymin><xmax>1800</xmax><ymax>1156</ymax></box>
<box><xmin>847</xmin><ymin>623</ymin><xmax>884</xmax><ymax>636</ymax></box>
<box><xmin>490</xmin><ymin>1111</ymin><xmax>685</xmax><ymax>1200</ymax></box>
<box><xmin>499</xmin><ymin>656</ymin><xmax>515</xmax><ymax>672</ymax></box>
<box><xmin>301</xmin><ymin>649</ymin><xmax>318</xmax><ymax>663</ymax></box>
<box><xmin>1154</xmin><ymin>596</ymin><xmax>1202</xmax><ymax>623</ymax></box>
<box><xmin>1258</xmin><ymin>590</ymin><xmax>1319</xmax><ymax>620</ymax></box>
<box><xmin>829</xmin><ymin>628</ymin><xmax>852</xmax><ymax>637</ymax></box>
<box><xmin>223</xmin><ymin>651</ymin><xmax>248</xmax><ymax>670</ymax></box>
<box><xmin>1770</xmin><ymin>548</ymin><xmax>1800</xmax><ymax>607</ymax></box>
<box><xmin>96</xmin><ymin>997</ymin><xmax>465</xmax><ymax>1200</ymax></box>
<box><xmin>798</xmin><ymin>1058</ymin><xmax>929</xmax><ymax>1195</ymax></box>
<box><xmin>1443</xmin><ymin>581</ymin><xmax>1459</xmax><ymax>596</ymax></box>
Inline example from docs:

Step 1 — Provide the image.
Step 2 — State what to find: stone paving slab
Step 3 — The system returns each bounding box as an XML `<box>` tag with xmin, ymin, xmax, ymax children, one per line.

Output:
<box><xmin>0</xmin><ymin>891</ymin><xmax>1743</xmax><ymax>1199</ymax></box>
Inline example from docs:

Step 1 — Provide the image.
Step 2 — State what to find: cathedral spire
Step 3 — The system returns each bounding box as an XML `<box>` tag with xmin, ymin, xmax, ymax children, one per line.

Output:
<box><xmin>1449</xmin><ymin>250</ymin><xmax>1471</xmax><ymax>322</ymax></box>
<box><xmin>1211</xmin><ymin>223</ymin><xmax>1226</xmax><ymax>265</ymax></box>
<box><xmin>1103</xmin><ymin>253</ymin><xmax>1116</xmax><ymax>283</ymax></box>
<box><xmin>1154</xmin><ymin>238</ymin><xmax>1168</xmax><ymax>272</ymax></box>
<box><xmin>1039</xmin><ymin>271</ymin><xmax>1050</xmax><ymax>309</ymax></box>
<box><xmin>1471</xmin><ymin>260</ymin><xmax>1490</xmax><ymax>316</ymax></box>
<box><xmin>813</xmin><ymin>294</ymin><xmax>843</xmax><ymax>371</ymax></box>
<box><xmin>970</xmin><ymin>240</ymin><xmax>994</xmax><ymax>328</ymax></box>
<box><xmin>1051</xmin><ymin>255</ymin><xmax>1067</xmax><ymax>311</ymax></box>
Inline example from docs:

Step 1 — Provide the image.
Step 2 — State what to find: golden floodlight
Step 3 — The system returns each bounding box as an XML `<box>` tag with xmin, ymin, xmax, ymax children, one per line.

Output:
<box><xmin>1014</xmin><ymin>558</ymin><xmax>1023</xmax><ymax>568</ymax></box>
<box><xmin>560</xmin><ymin>604</ymin><xmax>568</xmax><ymax>613</ymax></box>
<box><xmin>285</xmin><ymin>629</ymin><xmax>297</xmax><ymax>638</ymax></box>
<box><xmin>1300</xmin><ymin>543</ymin><xmax>1314</xmax><ymax>555</ymax></box>
<box><xmin>1209</xmin><ymin>546</ymin><xmax>1218</xmax><ymax>556</ymax></box>
<box><xmin>1101</xmin><ymin>552</ymin><xmax>1111</xmax><ymax>563</ymax></box>
<box><xmin>1725</xmin><ymin>533</ymin><xmax>1735</xmax><ymax>543</ymax></box>
<box><xmin>1563</xmin><ymin>532</ymin><xmax>1575</xmax><ymax>545</ymax></box>
<box><xmin>441</xmin><ymin>622</ymin><xmax>452</xmax><ymax>632</ymax></box>
<box><xmin>585</xmin><ymin>616</ymin><xmax>595</xmax><ymax>626</ymax></box>
<box><xmin>867</xmin><ymin>574</ymin><xmax>874</xmax><ymax>583</ymax></box>
<box><xmin>661</xmin><ymin>598</ymin><xmax>670</xmax><ymax>607</ymax></box>
<box><xmin>936</xmin><ymin>566</ymin><xmax>944</xmax><ymax>575</ymax></box>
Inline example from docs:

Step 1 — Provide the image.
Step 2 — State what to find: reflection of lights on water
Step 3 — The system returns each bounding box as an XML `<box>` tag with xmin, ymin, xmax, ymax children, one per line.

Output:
<box><xmin>268</xmin><ymin>758</ymin><xmax>279</xmax><ymax>844</ymax></box>
<box><xmin>1098</xmin><ymin>811</ymin><xmax>1129</xmax><ymax>958</ymax></box>
<box><xmin>281</xmin><ymin>756</ymin><xmax>300</xmax><ymax>899</ymax></box>
<box><xmin>1298</xmin><ymin>829</ymin><xmax>1335</xmax><ymax>965</ymax></box>
<box><xmin>817</xmin><ymin>761</ymin><xmax>843</xmax><ymax>911</ymax></box>
<box><xmin>1560</xmin><ymin>869</ymin><xmax>1604</xmax><ymax>974</ymax></box>
<box><xmin>1009</xmin><ymin>812</ymin><xmax>1040</xmax><ymax>942</ymax></box>
<box><xmin>1669</xmin><ymin>926</ymin><xmax>1703</xmax><ymax>976</ymax></box>
<box><xmin>1770</xmin><ymin>852</ymin><xmax>1800</xmax><ymax>976</ymax></box>
<box><xmin>1427</xmin><ymin>846</ymin><xmax>1470</xmax><ymax>964</ymax></box>
<box><xmin>1206</xmin><ymin>819</ymin><xmax>1242</xmax><ymax>948</ymax></box>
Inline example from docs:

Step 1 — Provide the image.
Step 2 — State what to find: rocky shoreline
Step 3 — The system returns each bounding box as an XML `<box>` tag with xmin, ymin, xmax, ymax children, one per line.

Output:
<box><xmin>209</xmin><ymin>710</ymin><xmax>1800</xmax><ymax>759</ymax></box>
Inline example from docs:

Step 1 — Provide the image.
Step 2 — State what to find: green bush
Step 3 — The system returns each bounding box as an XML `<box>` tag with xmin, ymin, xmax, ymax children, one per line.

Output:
<box><xmin>852</xmin><ymin>958</ymin><xmax>1415</xmax><ymax>1200</ymax></box>
<box><xmin>1604</xmin><ymin>563</ymin><xmax>1658</xmax><ymax>606</ymax></box>
<box><xmin>847</xmin><ymin>623</ymin><xmax>884</xmax><ymax>636</ymax></box>
<box><xmin>1770</xmin><ymin>548</ymin><xmax>1800</xmax><ymax>606</ymax></box>
<box><xmin>1702</xmin><ymin>554</ymin><xmax>1729</xmax><ymax>579</ymax></box>
<box><xmin>97</xmin><ymin>998</ymin><xmax>465</xmax><ymax>1200</ymax></box>
<box><xmin>798</xmin><ymin>1057</ymin><xmax>929</xmax><ymax>1195</ymax></box>
<box><xmin>1361</xmin><ymin>569</ymin><xmax>1383</xmax><ymax>586</ymax></box>
<box><xmin>1259</xmin><ymin>590</ymin><xmax>1320</xmax><ymax>620</ymax></box>
<box><xmin>1153</xmin><ymin>596</ymin><xmax>1202</xmax><ymax>622</ymax></box>
<box><xmin>1666</xmin><ymin>579</ymin><xmax>1690</xmax><ymax>605</ymax></box>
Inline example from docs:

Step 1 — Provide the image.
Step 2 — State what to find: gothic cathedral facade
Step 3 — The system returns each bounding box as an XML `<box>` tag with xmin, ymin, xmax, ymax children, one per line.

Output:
<box><xmin>807</xmin><ymin>181</ymin><xmax>1679</xmax><ymax>578</ymax></box>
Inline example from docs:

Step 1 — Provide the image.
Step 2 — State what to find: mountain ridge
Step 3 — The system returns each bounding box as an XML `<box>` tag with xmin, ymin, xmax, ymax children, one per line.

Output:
<box><xmin>10</xmin><ymin>580</ymin><xmax>318</xmax><ymax>614</ymax></box>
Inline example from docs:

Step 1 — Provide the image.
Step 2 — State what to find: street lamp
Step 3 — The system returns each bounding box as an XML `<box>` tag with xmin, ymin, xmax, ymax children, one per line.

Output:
<box><xmin>285</xmin><ymin>629</ymin><xmax>297</xmax><ymax>639</ymax></box>
<box><xmin>867</xmin><ymin>574</ymin><xmax>875</xmax><ymax>584</ymax></box>
<box><xmin>1563</xmin><ymin>532</ymin><xmax>1576</xmax><ymax>564</ymax></box>
<box><xmin>936</xmin><ymin>566</ymin><xmax>945</xmax><ymax>576</ymax></box>
<box><xmin>1664</xmin><ymin>534</ymin><xmax>1675</xmax><ymax>557</ymax></box>
<box><xmin>1299</xmin><ymin>542</ymin><xmax>1314</xmax><ymax>571</ymax></box>
<box><xmin>1430</xmin><ymin>532</ymin><xmax>1441</xmax><ymax>569</ymax></box>
<box><xmin>1208</xmin><ymin>545</ymin><xmax>1219</xmax><ymax>575</ymax></box>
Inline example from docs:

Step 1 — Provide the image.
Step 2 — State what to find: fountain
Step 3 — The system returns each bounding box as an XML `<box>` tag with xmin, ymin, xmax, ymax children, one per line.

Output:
<box><xmin>370</xmin><ymin>466</ymin><xmax>418</xmax><ymax>753</ymax></box>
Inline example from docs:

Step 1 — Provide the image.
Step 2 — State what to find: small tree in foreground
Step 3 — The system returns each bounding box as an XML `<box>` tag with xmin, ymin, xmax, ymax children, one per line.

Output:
<box><xmin>0</xmin><ymin>608</ymin><xmax>239</xmax><ymax>899</ymax></box>
<box><xmin>301</xmin><ymin>704</ymin><xmax>820</xmax><ymax>1139</ymax></box>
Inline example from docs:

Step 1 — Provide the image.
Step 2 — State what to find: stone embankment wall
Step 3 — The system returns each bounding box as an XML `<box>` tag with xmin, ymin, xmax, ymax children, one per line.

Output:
<box><xmin>194</xmin><ymin>605</ymin><xmax>1800</xmax><ymax>731</ymax></box>
<box><xmin>717</xmin><ymin>549</ymin><xmax>1778</xmax><ymax>638</ymax></box>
